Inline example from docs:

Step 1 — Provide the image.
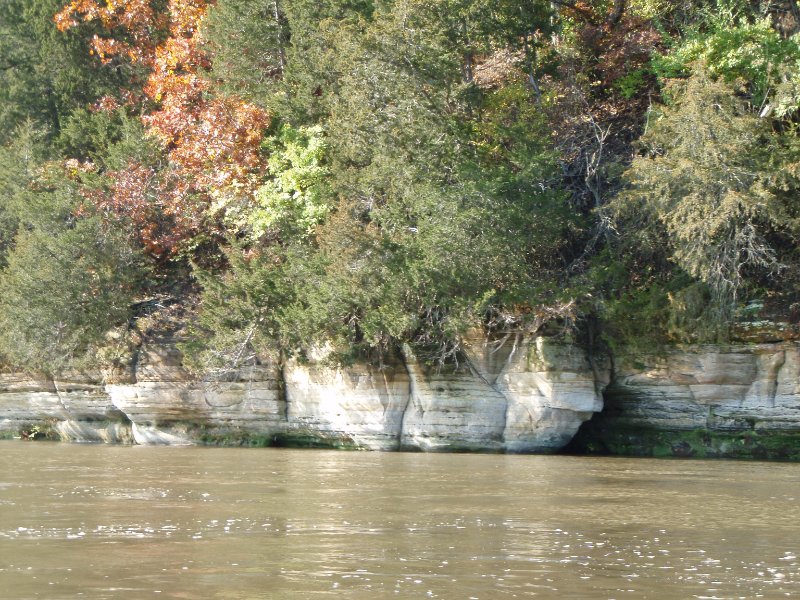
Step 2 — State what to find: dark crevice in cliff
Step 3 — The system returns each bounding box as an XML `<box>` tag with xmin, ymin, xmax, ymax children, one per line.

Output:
<box><xmin>278</xmin><ymin>353</ymin><xmax>289</xmax><ymax>423</ymax></box>
<box><xmin>396</xmin><ymin>351</ymin><xmax>414</xmax><ymax>449</ymax></box>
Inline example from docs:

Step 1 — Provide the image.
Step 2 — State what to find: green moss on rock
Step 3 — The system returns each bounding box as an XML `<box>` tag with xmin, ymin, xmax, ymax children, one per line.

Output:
<box><xmin>272</xmin><ymin>430</ymin><xmax>361</xmax><ymax>450</ymax></box>
<box><xmin>197</xmin><ymin>430</ymin><xmax>273</xmax><ymax>447</ymax></box>
<box><xmin>568</xmin><ymin>423</ymin><xmax>800</xmax><ymax>461</ymax></box>
<box><xmin>196</xmin><ymin>427</ymin><xmax>361</xmax><ymax>449</ymax></box>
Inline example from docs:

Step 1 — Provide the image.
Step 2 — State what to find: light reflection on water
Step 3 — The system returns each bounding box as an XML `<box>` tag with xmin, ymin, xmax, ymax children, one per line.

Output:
<box><xmin>1</xmin><ymin>442</ymin><xmax>799</xmax><ymax>599</ymax></box>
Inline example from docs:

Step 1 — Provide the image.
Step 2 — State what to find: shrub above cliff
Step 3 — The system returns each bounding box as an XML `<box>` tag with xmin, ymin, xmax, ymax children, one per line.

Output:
<box><xmin>2</xmin><ymin>0</ymin><xmax>800</xmax><ymax>372</ymax></box>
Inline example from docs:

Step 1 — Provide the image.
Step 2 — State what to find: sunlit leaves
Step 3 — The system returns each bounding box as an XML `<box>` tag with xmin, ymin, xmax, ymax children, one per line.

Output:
<box><xmin>617</xmin><ymin>70</ymin><xmax>790</xmax><ymax>319</ymax></box>
<box><xmin>247</xmin><ymin>124</ymin><xmax>329</xmax><ymax>241</ymax></box>
<box><xmin>56</xmin><ymin>0</ymin><xmax>272</xmax><ymax>256</ymax></box>
<box><xmin>55</xmin><ymin>0</ymin><xmax>164</xmax><ymax>67</ymax></box>
<box><xmin>653</xmin><ymin>18</ymin><xmax>800</xmax><ymax>115</ymax></box>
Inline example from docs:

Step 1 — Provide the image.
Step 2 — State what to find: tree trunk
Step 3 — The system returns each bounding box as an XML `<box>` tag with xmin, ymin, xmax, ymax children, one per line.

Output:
<box><xmin>273</xmin><ymin>0</ymin><xmax>288</xmax><ymax>75</ymax></box>
<box><xmin>523</xmin><ymin>35</ymin><xmax>542</xmax><ymax>104</ymax></box>
<box><xmin>463</xmin><ymin>52</ymin><xmax>474</xmax><ymax>84</ymax></box>
<box><xmin>606</xmin><ymin>0</ymin><xmax>626</xmax><ymax>27</ymax></box>
<box><xmin>461</xmin><ymin>19</ymin><xmax>473</xmax><ymax>84</ymax></box>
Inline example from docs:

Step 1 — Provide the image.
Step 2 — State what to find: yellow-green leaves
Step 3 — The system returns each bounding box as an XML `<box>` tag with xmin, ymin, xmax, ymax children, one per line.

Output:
<box><xmin>247</xmin><ymin>124</ymin><xmax>329</xmax><ymax>241</ymax></box>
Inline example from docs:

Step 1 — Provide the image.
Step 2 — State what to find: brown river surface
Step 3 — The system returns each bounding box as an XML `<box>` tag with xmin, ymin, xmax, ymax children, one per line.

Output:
<box><xmin>1</xmin><ymin>442</ymin><xmax>799</xmax><ymax>599</ymax></box>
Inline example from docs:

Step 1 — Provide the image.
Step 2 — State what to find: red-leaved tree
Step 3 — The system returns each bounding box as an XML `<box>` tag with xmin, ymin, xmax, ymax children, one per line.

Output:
<box><xmin>56</xmin><ymin>0</ymin><xmax>270</xmax><ymax>258</ymax></box>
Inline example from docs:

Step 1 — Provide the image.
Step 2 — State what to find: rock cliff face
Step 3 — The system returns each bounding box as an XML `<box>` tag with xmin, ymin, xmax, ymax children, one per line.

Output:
<box><xmin>570</xmin><ymin>342</ymin><xmax>800</xmax><ymax>460</ymax></box>
<box><xmin>0</xmin><ymin>333</ymin><xmax>608</xmax><ymax>452</ymax></box>
<box><xmin>0</xmin><ymin>370</ymin><xmax>132</xmax><ymax>443</ymax></box>
<box><xmin>7</xmin><ymin>330</ymin><xmax>798</xmax><ymax>458</ymax></box>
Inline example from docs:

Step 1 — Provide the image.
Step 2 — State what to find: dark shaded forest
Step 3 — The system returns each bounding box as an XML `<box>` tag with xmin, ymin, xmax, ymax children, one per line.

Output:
<box><xmin>1</xmin><ymin>0</ymin><xmax>799</xmax><ymax>375</ymax></box>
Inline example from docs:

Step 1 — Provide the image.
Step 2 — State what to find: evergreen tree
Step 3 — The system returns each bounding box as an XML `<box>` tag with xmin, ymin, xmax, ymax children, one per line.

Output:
<box><xmin>0</xmin><ymin>169</ymin><xmax>147</xmax><ymax>374</ymax></box>
<box><xmin>0</xmin><ymin>0</ymin><xmax>132</xmax><ymax>144</ymax></box>
<box><xmin>617</xmin><ymin>69</ymin><xmax>794</xmax><ymax>322</ymax></box>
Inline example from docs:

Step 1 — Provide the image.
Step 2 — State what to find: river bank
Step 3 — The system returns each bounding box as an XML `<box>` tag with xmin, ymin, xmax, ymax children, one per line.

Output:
<box><xmin>3</xmin><ymin>327</ymin><xmax>800</xmax><ymax>460</ymax></box>
<box><xmin>0</xmin><ymin>333</ymin><xmax>606</xmax><ymax>453</ymax></box>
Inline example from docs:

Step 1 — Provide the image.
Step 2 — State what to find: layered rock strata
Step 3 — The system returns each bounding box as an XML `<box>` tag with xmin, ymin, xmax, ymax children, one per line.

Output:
<box><xmin>0</xmin><ymin>333</ymin><xmax>607</xmax><ymax>453</ymax></box>
<box><xmin>571</xmin><ymin>342</ymin><xmax>800</xmax><ymax>459</ymax></box>
<box><xmin>0</xmin><ymin>370</ymin><xmax>132</xmax><ymax>443</ymax></box>
<box><xmin>5</xmin><ymin>333</ymin><xmax>800</xmax><ymax>458</ymax></box>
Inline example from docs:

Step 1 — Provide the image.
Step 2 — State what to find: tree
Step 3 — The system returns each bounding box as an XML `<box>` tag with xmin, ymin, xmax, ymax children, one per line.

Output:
<box><xmin>180</xmin><ymin>244</ymin><xmax>292</xmax><ymax>374</ymax></box>
<box><xmin>654</xmin><ymin>17</ymin><xmax>800</xmax><ymax>116</ymax></box>
<box><xmin>0</xmin><ymin>0</ymin><xmax>132</xmax><ymax>143</ymax></box>
<box><xmin>0</xmin><ymin>123</ymin><xmax>53</xmax><ymax>265</ymax></box>
<box><xmin>616</xmin><ymin>69</ymin><xmax>793</xmax><ymax>323</ymax></box>
<box><xmin>0</xmin><ymin>162</ymin><xmax>147</xmax><ymax>374</ymax></box>
<box><xmin>283</xmin><ymin>2</ymin><xmax>575</xmax><ymax>361</ymax></box>
<box><xmin>0</xmin><ymin>219</ymin><xmax>145</xmax><ymax>374</ymax></box>
<box><xmin>54</xmin><ymin>0</ymin><xmax>272</xmax><ymax>255</ymax></box>
<box><xmin>245</xmin><ymin>124</ymin><xmax>330</xmax><ymax>241</ymax></box>
<box><xmin>54</xmin><ymin>0</ymin><xmax>169</xmax><ymax>74</ymax></box>
<box><xmin>202</xmin><ymin>0</ymin><xmax>289</xmax><ymax>103</ymax></box>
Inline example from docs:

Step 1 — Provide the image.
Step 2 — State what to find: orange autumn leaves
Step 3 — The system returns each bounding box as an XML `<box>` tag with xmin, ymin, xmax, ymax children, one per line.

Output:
<box><xmin>55</xmin><ymin>0</ymin><xmax>270</xmax><ymax>258</ymax></box>
<box><xmin>55</xmin><ymin>0</ymin><xmax>163</xmax><ymax>66</ymax></box>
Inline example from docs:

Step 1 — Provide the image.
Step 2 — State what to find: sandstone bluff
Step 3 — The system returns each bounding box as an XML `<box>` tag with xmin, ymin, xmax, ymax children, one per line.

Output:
<box><xmin>3</xmin><ymin>334</ymin><xmax>800</xmax><ymax>458</ymax></box>
<box><xmin>0</xmin><ymin>334</ymin><xmax>605</xmax><ymax>452</ymax></box>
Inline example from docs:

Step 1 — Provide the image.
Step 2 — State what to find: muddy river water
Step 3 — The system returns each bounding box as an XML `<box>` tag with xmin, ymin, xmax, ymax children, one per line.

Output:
<box><xmin>1</xmin><ymin>442</ymin><xmax>799</xmax><ymax>598</ymax></box>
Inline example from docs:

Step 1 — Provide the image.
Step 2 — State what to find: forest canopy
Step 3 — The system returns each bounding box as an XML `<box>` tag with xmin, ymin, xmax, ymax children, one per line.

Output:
<box><xmin>0</xmin><ymin>0</ymin><xmax>799</xmax><ymax>374</ymax></box>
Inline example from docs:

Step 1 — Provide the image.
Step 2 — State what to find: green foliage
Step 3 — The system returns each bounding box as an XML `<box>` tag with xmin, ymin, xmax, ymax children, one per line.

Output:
<box><xmin>180</xmin><ymin>245</ymin><xmax>291</xmax><ymax>374</ymax></box>
<box><xmin>0</xmin><ymin>123</ymin><xmax>53</xmax><ymax>264</ymax></box>
<box><xmin>0</xmin><ymin>212</ymin><xmax>146</xmax><ymax>374</ymax></box>
<box><xmin>0</xmin><ymin>0</ymin><xmax>133</xmax><ymax>143</ymax></box>
<box><xmin>202</xmin><ymin>0</ymin><xmax>289</xmax><ymax>104</ymax></box>
<box><xmin>629</xmin><ymin>0</ymin><xmax>674</xmax><ymax>20</ymax></box>
<box><xmin>291</xmin><ymin>5</ymin><xmax>573</xmax><ymax>361</ymax></box>
<box><xmin>615</xmin><ymin>68</ymin><xmax>650</xmax><ymax>99</ymax></box>
<box><xmin>3</xmin><ymin>0</ymin><xmax>800</xmax><ymax>377</ymax></box>
<box><xmin>616</xmin><ymin>69</ymin><xmax>792</xmax><ymax>326</ymax></box>
<box><xmin>57</xmin><ymin>107</ymin><xmax>155</xmax><ymax>168</ymax></box>
<box><xmin>629</xmin><ymin>0</ymin><xmax>752</xmax><ymax>31</ymax></box>
<box><xmin>653</xmin><ymin>18</ymin><xmax>800</xmax><ymax>114</ymax></box>
<box><xmin>272</xmin><ymin>0</ymin><xmax>377</xmax><ymax>123</ymax></box>
<box><xmin>185</xmin><ymin>1</ymin><xmax>578</xmax><ymax>366</ymax></box>
<box><xmin>246</xmin><ymin>124</ymin><xmax>330</xmax><ymax>240</ymax></box>
<box><xmin>0</xmin><ymin>127</ymin><xmax>148</xmax><ymax>374</ymax></box>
